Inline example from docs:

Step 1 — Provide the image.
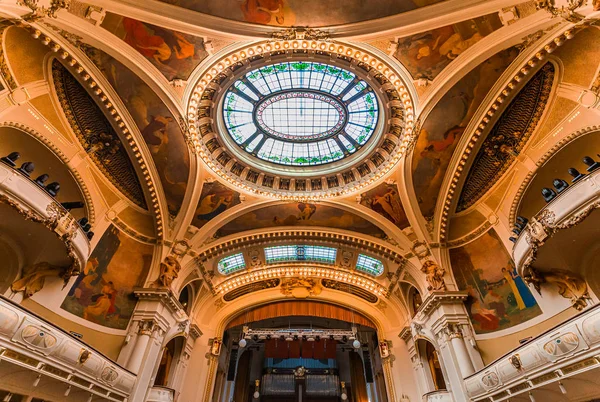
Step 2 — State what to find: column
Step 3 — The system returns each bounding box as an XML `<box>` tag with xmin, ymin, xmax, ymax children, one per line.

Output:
<box><xmin>447</xmin><ymin>324</ymin><xmax>475</xmax><ymax>378</ymax></box>
<box><xmin>127</xmin><ymin>319</ymin><xmax>155</xmax><ymax>373</ymax></box>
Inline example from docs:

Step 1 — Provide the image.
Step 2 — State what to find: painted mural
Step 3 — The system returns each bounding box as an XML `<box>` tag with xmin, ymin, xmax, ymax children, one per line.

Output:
<box><xmin>394</xmin><ymin>14</ymin><xmax>503</xmax><ymax>80</ymax></box>
<box><xmin>61</xmin><ymin>225</ymin><xmax>153</xmax><ymax>330</ymax></box>
<box><xmin>449</xmin><ymin>229</ymin><xmax>541</xmax><ymax>334</ymax></box>
<box><xmin>215</xmin><ymin>202</ymin><xmax>387</xmax><ymax>238</ymax></box>
<box><xmin>360</xmin><ymin>183</ymin><xmax>409</xmax><ymax>229</ymax></box>
<box><xmin>157</xmin><ymin>0</ymin><xmax>445</xmax><ymax>27</ymax></box>
<box><xmin>192</xmin><ymin>181</ymin><xmax>241</xmax><ymax>229</ymax></box>
<box><xmin>411</xmin><ymin>47</ymin><xmax>519</xmax><ymax>218</ymax></box>
<box><xmin>101</xmin><ymin>13</ymin><xmax>208</xmax><ymax>81</ymax></box>
<box><xmin>82</xmin><ymin>46</ymin><xmax>190</xmax><ymax>216</ymax></box>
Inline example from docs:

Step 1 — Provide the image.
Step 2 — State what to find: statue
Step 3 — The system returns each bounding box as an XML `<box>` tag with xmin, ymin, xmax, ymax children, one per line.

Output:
<box><xmin>524</xmin><ymin>268</ymin><xmax>590</xmax><ymax>310</ymax></box>
<box><xmin>153</xmin><ymin>256</ymin><xmax>181</xmax><ymax>289</ymax></box>
<box><xmin>11</xmin><ymin>261</ymin><xmax>67</xmax><ymax>297</ymax></box>
<box><xmin>280</xmin><ymin>277</ymin><xmax>322</xmax><ymax>298</ymax></box>
<box><xmin>421</xmin><ymin>260</ymin><xmax>446</xmax><ymax>291</ymax></box>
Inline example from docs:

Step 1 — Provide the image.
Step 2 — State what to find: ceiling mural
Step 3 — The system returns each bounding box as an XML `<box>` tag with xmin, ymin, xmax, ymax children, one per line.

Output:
<box><xmin>61</xmin><ymin>225</ymin><xmax>153</xmax><ymax>330</ymax></box>
<box><xmin>52</xmin><ymin>60</ymin><xmax>147</xmax><ymax>209</ymax></box>
<box><xmin>215</xmin><ymin>202</ymin><xmax>387</xmax><ymax>238</ymax></box>
<box><xmin>156</xmin><ymin>0</ymin><xmax>446</xmax><ymax>27</ymax></box>
<box><xmin>412</xmin><ymin>47</ymin><xmax>519</xmax><ymax>219</ymax></box>
<box><xmin>393</xmin><ymin>14</ymin><xmax>503</xmax><ymax>81</ymax></box>
<box><xmin>101</xmin><ymin>13</ymin><xmax>208</xmax><ymax>81</ymax></box>
<box><xmin>82</xmin><ymin>46</ymin><xmax>190</xmax><ymax>216</ymax></box>
<box><xmin>192</xmin><ymin>181</ymin><xmax>241</xmax><ymax>229</ymax></box>
<box><xmin>449</xmin><ymin>229</ymin><xmax>542</xmax><ymax>334</ymax></box>
<box><xmin>360</xmin><ymin>182</ymin><xmax>410</xmax><ymax>229</ymax></box>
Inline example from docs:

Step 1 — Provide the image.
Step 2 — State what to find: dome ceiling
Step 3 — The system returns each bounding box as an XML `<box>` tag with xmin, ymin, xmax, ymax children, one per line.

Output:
<box><xmin>156</xmin><ymin>0</ymin><xmax>446</xmax><ymax>27</ymax></box>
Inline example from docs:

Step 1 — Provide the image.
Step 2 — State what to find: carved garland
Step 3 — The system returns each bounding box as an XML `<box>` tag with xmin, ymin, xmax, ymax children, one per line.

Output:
<box><xmin>0</xmin><ymin>194</ymin><xmax>81</xmax><ymax>280</ymax></box>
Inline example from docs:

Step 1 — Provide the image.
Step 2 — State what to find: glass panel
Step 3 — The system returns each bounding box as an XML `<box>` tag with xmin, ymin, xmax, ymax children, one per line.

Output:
<box><xmin>264</xmin><ymin>245</ymin><xmax>337</xmax><ymax>264</ymax></box>
<box><xmin>224</xmin><ymin>61</ymin><xmax>378</xmax><ymax>166</ymax></box>
<box><xmin>356</xmin><ymin>254</ymin><xmax>384</xmax><ymax>276</ymax></box>
<box><xmin>217</xmin><ymin>253</ymin><xmax>246</xmax><ymax>275</ymax></box>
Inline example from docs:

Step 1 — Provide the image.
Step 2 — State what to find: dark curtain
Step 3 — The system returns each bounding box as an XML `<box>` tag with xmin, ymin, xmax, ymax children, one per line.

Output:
<box><xmin>349</xmin><ymin>352</ymin><xmax>368</xmax><ymax>402</ymax></box>
<box><xmin>233</xmin><ymin>350</ymin><xmax>252</xmax><ymax>402</ymax></box>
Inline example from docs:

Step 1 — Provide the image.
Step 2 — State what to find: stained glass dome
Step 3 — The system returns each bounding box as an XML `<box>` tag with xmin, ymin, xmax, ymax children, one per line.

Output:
<box><xmin>223</xmin><ymin>61</ymin><xmax>379</xmax><ymax>166</ymax></box>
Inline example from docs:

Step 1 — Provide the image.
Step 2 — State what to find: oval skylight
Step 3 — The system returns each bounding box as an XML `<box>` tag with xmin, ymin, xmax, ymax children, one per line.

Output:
<box><xmin>222</xmin><ymin>61</ymin><xmax>379</xmax><ymax>167</ymax></box>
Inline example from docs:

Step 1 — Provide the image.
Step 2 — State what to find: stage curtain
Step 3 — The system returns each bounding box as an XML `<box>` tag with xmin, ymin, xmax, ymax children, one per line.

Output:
<box><xmin>289</xmin><ymin>340</ymin><xmax>301</xmax><ymax>358</ymax></box>
<box><xmin>275</xmin><ymin>339</ymin><xmax>289</xmax><ymax>359</ymax></box>
<box><xmin>350</xmin><ymin>351</ymin><xmax>369</xmax><ymax>402</ymax></box>
<box><xmin>301</xmin><ymin>340</ymin><xmax>313</xmax><ymax>359</ymax></box>
<box><xmin>325</xmin><ymin>339</ymin><xmax>337</xmax><ymax>359</ymax></box>
<box><xmin>265</xmin><ymin>339</ymin><xmax>277</xmax><ymax>358</ymax></box>
<box><xmin>233</xmin><ymin>350</ymin><xmax>251</xmax><ymax>402</ymax></box>
<box><xmin>313</xmin><ymin>339</ymin><xmax>326</xmax><ymax>359</ymax></box>
<box><xmin>226</xmin><ymin>301</ymin><xmax>375</xmax><ymax>329</ymax></box>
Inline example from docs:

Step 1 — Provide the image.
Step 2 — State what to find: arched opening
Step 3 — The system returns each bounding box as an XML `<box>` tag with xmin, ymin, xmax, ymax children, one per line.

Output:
<box><xmin>408</xmin><ymin>286</ymin><xmax>423</xmax><ymax>317</ymax></box>
<box><xmin>155</xmin><ymin>336</ymin><xmax>186</xmax><ymax>388</ymax></box>
<box><xmin>417</xmin><ymin>340</ymin><xmax>447</xmax><ymax>392</ymax></box>
<box><xmin>213</xmin><ymin>301</ymin><xmax>387</xmax><ymax>402</ymax></box>
<box><xmin>178</xmin><ymin>284</ymin><xmax>192</xmax><ymax>314</ymax></box>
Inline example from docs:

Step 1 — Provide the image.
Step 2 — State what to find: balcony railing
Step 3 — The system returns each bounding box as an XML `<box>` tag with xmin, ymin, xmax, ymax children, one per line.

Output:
<box><xmin>147</xmin><ymin>386</ymin><xmax>175</xmax><ymax>402</ymax></box>
<box><xmin>0</xmin><ymin>296</ymin><xmax>135</xmax><ymax>401</ymax></box>
<box><xmin>464</xmin><ymin>303</ymin><xmax>600</xmax><ymax>401</ymax></box>
<box><xmin>423</xmin><ymin>390</ymin><xmax>453</xmax><ymax>402</ymax></box>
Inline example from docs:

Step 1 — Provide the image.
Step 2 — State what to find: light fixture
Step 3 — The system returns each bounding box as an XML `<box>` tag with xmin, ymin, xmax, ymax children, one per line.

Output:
<box><xmin>341</xmin><ymin>381</ymin><xmax>348</xmax><ymax>400</ymax></box>
<box><xmin>64</xmin><ymin>386</ymin><xmax>71</xmax><ymax>397</ymax></box>
<box><xmin>529</xmin><ymin>392</ymin><xmax>536</xmax><ymax>402</ymax></box>
<box><xmin>33</xmin><ymin>374</ymin><xmax>41</xmax><ymax>387</ymax></box>
<box><xmin>253</xmin><ymin>379</ymin><xmax>260</xmax><ymax>399</ymax></box>
<box><xmin>559</xmin><ymin>382</ymin><xmax>567</xmax><ymax>394</ymax></box>
<box><xmin>239</xmin><ymin>338</ymin><xmax>247</xmax><ymax>348</ymax></box>
<box><xmin>353</xmin><ymin>339</ymin><xmax>361</xmax><ymax>349</ymax></box>
<box><xmin>87</xmin><ymin>394</ymin><xmax>93</xmax><ymax>402</ymax></box>
<box><xmin>3</xmin><ymin>393</ymin><xmax>12</xmax><ymax>402</ymax></box>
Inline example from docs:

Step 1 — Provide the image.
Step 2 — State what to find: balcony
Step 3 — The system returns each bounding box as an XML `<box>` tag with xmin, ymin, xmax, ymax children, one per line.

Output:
<box><xmin>147</xmin><ymin>386</ymin><xmax>175</xmax><ymax>402</ymax></box>
<box><xmin>0</xmin><ymin>157</ymin><xmax>90</xmax><ymax>294</ymax></box>
<box><xmin>423</xmin><ymin>390</ymin><xmax>453</xmax><ymax>402</ymax></box>
<box><xmin>0</xmin><ymin>295</ymin><xmax>135</xmax><ymax>401</ymax></box>
<box><xmin>464</xmin><ymin>303</ymin><xmax>600</xmax><ymax>401</ymax></box>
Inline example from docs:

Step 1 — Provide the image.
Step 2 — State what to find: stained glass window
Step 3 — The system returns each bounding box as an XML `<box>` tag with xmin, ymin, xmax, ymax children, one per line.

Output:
<box><xmin>217</xmin><ymin>253</ymin><xmax>246</xmax><ymax>275</ymax></box>
<box><xmin>264</xmin><ymin>245</ymin><xmax>337</xmax><ymax>264</ymax></box>
<box><xmin>356</xmin><ymin>254</ymin><xmax>384</xmax><ymax>276</ymax></box>
<box><xmin>223</xmin><ymin>62</ymin><xmax>379</xmax><ymax>166</ymax></box>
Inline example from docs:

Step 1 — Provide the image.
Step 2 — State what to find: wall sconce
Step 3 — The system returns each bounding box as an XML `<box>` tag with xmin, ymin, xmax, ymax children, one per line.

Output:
<box><xmin>341</xmin><ymin>381</ymin><xmax>348</xmax><ymax>401</ymax></box>
<box><xmin>253</xmin><ymin>379</ymin><xmax>260</xmax><ymax>399</ymax></box>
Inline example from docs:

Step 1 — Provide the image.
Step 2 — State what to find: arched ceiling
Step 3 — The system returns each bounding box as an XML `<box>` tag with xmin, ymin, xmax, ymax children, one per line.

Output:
<box><xmin>2</xmin><ymin>0</ymin><xmax>600</xmax><ymax>341</ymax></box>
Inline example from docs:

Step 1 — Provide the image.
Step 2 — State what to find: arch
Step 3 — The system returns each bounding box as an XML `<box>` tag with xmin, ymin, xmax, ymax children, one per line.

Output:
<box><xmin>416</xmin><ymin>339</ymin><xmax>447</xmax><ymax>391</ymax></box>
<box><xmin>154</xmin><ymin>335</ymin><xmax>186</xmax><ymax>388</ymax></box>
<box><xmin>225</xmin><ymin>301</ymin><xmax>377</xmax><ymax>330</ymax></box>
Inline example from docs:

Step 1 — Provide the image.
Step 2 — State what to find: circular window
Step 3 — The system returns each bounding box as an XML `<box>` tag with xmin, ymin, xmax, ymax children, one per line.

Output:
<box><xmin>223</xmin><ymin>62</ymin><xmax>379</xmax><ymax>167</ymax></box>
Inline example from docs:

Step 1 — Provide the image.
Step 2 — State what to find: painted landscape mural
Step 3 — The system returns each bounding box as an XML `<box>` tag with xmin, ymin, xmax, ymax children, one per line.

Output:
<box><xmin>192</xmin><ymin>181</ymin><xmax>241</xmax><ymax>229</ymax></box>
<box><xmin>82</xmin><ymin>46</ymin><xmax>190</xmax><ymax>216</ymax></box>
<box><xmin>61</xmin><ymin>225</ymin><xmax>153</xmax><ymax>329</ymax></box>
<box><xmin>449</xmin><ymin>229</ymin><xmax>542</xmax><ymax>334</ymax></box>
<box><xmin>215</xmin><ymin>202</ymin><xmax>386</xmax><ymax>238</ymax></box>
<box><xmin>360</xmin><ymin>183</ymin><xmax>409</xmax><ymax>229</ymax></box>
<box><xmin>412</xmin><ymin>47</ymin><xmax>519</xmax><ymax>218</ymax></box>
<box><xmin>394</xmin><ymin>14</ymin><xmax>503</xmax><ymax>80</ymax></box>
<box><xmin>157</xmin><ymin>0</ymin><xmax>446</xmax><ymax>27</ymax></box>
<box><xmin>101</xmin><ymin>13</ymin><xmax>208</xmax><ymax>81</ymax></box>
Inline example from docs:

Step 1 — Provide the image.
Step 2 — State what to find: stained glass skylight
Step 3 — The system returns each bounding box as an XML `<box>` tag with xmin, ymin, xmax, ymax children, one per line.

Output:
<box><xmin>356</xmin><ymin>254</ymin><xmax>384</xmax><ymax>276</ymax></box>
<box><xmin>223</xmin><ymin>61</ymin><xmax>379</xmax><ymax>167</ymax></box>
<box><xmin>264</xmin><ymin>245</ymin><xmax>337</xmax><ymax>264</ymax></box>
<box><xmin>217</xmin><ymin>253</ymin><xmax>246</xmax><ymax>275</ymax></box>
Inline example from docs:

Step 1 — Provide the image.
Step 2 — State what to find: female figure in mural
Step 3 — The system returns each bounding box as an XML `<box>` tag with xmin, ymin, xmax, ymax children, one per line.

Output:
<box><xmin>502</xmin><ymin>266</ymin><xmax>536</xmax><ymax>310</ymax></box>
<box><xmin>506</xmin><ymin>266</ymin><xmax>537</xmax><ymax>308</ymax></box>
<box><xmin>83</xmin><ymin>281</ymin><xmax>118</xmax><ymax>321</ymax></box>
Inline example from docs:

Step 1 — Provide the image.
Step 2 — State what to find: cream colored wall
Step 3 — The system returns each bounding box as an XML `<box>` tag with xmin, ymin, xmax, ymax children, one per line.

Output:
<box><xmin>21</xmin><ymin>298</ymin><xmax>126</xmax><ymax>361</ymax></box>
<box><xmin>476</xmin><ymin>307</ymin><xmax>578</xmax><ymax>365</ymax></box>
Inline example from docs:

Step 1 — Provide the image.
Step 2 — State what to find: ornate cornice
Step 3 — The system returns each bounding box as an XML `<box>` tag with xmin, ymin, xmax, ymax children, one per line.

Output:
<box><xmin>196</xmin><ymin>230</ymin><xmax>407</xmax><ymax>264</ymax></box>
<box><xmin>133</xmin><ymin>287</ymin><xmax>186</xmax><ymax>315</ymax></box>
<box><xmin>415</xmin><ymin>291</ymin><xmax>468</xmax><ymax>318</ymax></box>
